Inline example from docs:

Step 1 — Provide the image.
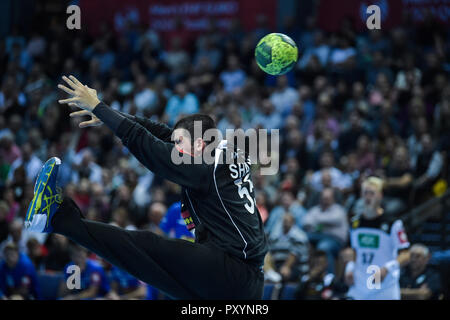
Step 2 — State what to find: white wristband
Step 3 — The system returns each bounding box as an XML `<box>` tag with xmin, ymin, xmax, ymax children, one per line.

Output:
<box><xmin>384</xmin><ymin>260</ymin><xmax>399</xmax><ymax>273</ymax></box>
<box><xmin>345</xmin><ymin>261</ymin><xmax>355</xmax><ymax>274</ymax></box>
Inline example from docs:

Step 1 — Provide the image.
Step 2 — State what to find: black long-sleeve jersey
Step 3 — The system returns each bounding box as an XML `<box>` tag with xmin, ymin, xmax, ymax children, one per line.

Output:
<box><xmin>93</xmin><ymin>103</ymin><xmax>269</xmax><ymax>268</ymax></box>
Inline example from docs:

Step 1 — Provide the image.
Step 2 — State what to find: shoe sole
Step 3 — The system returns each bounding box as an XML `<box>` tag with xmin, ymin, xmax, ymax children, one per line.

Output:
<box><xmin>25</xmin><ymin>157</ymin><xmax>61</xmax><ymax>227</ymax></box>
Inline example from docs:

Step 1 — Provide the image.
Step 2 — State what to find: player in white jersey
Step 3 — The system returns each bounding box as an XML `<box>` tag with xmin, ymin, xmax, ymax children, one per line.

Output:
<box><xmin>345</xmin><ymin>177</ymin><xmax>410</xmax><ymax>300</ymax></box>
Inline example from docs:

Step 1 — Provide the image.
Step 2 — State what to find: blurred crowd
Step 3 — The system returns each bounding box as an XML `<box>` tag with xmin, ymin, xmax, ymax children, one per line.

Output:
<box><xmin>0</xmin><ymin>12</ymin><xmax>449</xmax><ymax>299</ymax></box>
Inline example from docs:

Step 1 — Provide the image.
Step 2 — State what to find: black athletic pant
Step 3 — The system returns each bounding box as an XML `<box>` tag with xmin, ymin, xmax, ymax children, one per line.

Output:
<box><xmin>52</xmin><ymin>197</ymin><xmax>264</xmax><ymax>300</ymax></box>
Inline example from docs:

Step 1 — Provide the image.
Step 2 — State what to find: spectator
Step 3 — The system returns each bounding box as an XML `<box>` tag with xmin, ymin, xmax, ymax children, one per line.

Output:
<box><xmin>328</xmin><ymin>36</ymin><xmax>356</xmax><ymax>72</ymax></box>
<box><xmin>302</xmin><ymin>188</ymin><xmax>349</xmax><ymax>274</ymax></box>
<box><xmin>400</xmin><ymin>244</ymin><xmax>443</xmax><ymax>300</ymax></box>
<box><xmin>308</xmin><ymin>152</ymin><xmax>349</xmax><ymax>192</ymax></box>
<box><xmin>133</xmin><ymin>74</ymin><xmax>158</xmax><ymax>116</ymax></box>
<box><xmin>411</xmin><ymin>133</ymin><xmax>443</xmax><ymax>204</ymax></box>
<box><xmin>253</xmin><ymin>170</ymin><xmax>278</xmax><ymax>207</ymax></box>
<box><xmin>0</xmin><ymin>242</ymin><xmax>40</xmax><ymax>300</ymax></box>
<box><xmin>219</xmin><ymin>55</ymin><xmax>246</xmax><ymax>93</ymax></box>
<box><xmin>354</xmin><ymin>134</ymin><xmax>376</xmax><ymax>173</ymax></box>
<box><xmin>0</xmin><ymin>219</ymin><xmax>29</xmax><ymax>259</ymax></box>
<box><xmin>298</xmin><ymin>30</ymin><xmax>330</xmax><ymax>68</ymax></box>
<box><xmin>91</xmin><ymin>40</ymin><xmax>115</xmax><ymax>76</ymax></box>
<box><xmin>270</xmin><ymin>75</ymin><xmax>299</xmax><ymax>118</ymax></box>
<box><xmin>343</xmin><ymin>82</ymin><xmax>370</xmax><ymax>119</ymax></box>
<box><xmin>159</xmin><ymin>202</ymin><xmax>194</xmax><ymax>242</ymax></box>
<box><xmin>408</xmin><ymin>117</ymin><xmax>429</xmax><ymax>168</ymax></box>
<box><xmin>0</xmin><ymin>201</ymin><xmax>9</xmax><ymax>243</ymax></box>
<box><xmin>110</xmin><ymin>207</ymin><xmax>136</xmax><ymax>231</ymax></box>
<box><xmin>146</xmin><ymin>202</ymin><xmax>166</xmax><ymax>236</ymax></box>
<box><xmin>338</xmin><ymin>153</ymin><xmax>360</xmax><ymax>201</ymax></box>
<box><xmin>255</xmin><ymin>192</ymin><xmax>269</xmax><ymax>224</ymax></box>
<box><xmin>0</xmin><ymin>133</ymin><xmax>21</xmax><ymax>165</ymax></box>
<box><xmin>366</xmin><ymin>51</ymin><xmax>394</xmax><ymax>86</ymax></box>
<box><xmin>383</xmin><ymin>146</ymin><xmax>414</xmax><ymax>216</ymax></box>
<box><xmin>106</xmin><ymin>266</ymin><xmax>147</xmax><ymax>300</ymax></box>
<box><xmin>7</xmin><ymin>142</ymin><xmax>42</xmax><ymax>184</ymax></box>
<box><xmin>26</xmin><ymin>238</ymin><xmax>44</xmax><ymax>270</ymax></box>
<box><xmin>332</xmin><ymin>247</ymin><xmax>354</xmax><ymax>299</ymax></box>
<box><xmin>252</xmin><ymin>99</ymin><xmax>283</xmax><ymax>133</ymax></box>
<box><xmin>280</xmin><ymin>128</ymin><xmax>307</xmax><ymax>175</ymax></box>
<box><xmin>164</xmin><ymin>82</ymin><xmax>199</xmax><ymax>127</ymax></box>
<box><xmin>43</xmin><ymin>234</ymin><xmax>71</xmax><ymax>272</ymax></box>
<box><xmin>163</xmin><ymin>36</ymin><xmax>190</xmax><ymax>85</ymax></box>
<box><xmin>59</xmin><ymin>244</ymin><xmax>110</xmax><ymax>300</ymax></box>
<box><xmin>264</xmin><ymin>213</ymin><xmax>309</xmax><ymax>283</ymax></box>
<box><xmin>338</xmin><ymin>111</ymin><xmax>367</xmax><ymax>155</ymax></box>
<box><xmin>194</xmin><ymin>37</ymin><xmax>222</xmax><ymax>71</ymax></box>
<box><xmin>8</xmin><ymin>114</ymin><xmax>27</xmax><ymax>146</ymax></box>
<box><xmin>305</xmin><ymin>169</ymin><xmax>344</xmax><ymax>209</ymax></box>
<box><xmin>2</xmin><ymin>188</ymin><xmax>19</xmax><ymax>223</ymax></box>
<box><xmin>71</xmin><ymin>149</ymin><xmax>103</xmax><ymax>185</ymax></box>
<box><xmin>265</xmin><ymin>190</ymin><xmax>307</xmax><ymax>234</ymax></box>
<box><xmin>294</xmin><ymin>250</ymin><xmax>339</xmax><ymax>300</ymax></box>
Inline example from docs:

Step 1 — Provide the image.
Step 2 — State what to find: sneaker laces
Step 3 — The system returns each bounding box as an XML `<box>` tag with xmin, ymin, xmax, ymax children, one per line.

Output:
<box><xmin>41</xmin><ymin>187</ymin><xmax>63</xmax><ymax>216</ymax></box>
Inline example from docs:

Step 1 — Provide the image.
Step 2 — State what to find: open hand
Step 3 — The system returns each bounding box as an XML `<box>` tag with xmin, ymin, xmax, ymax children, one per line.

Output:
<box><xmin>58</xmin><ymin>75</ymin><xmax>100</xmax><ymax>112</ymax></box>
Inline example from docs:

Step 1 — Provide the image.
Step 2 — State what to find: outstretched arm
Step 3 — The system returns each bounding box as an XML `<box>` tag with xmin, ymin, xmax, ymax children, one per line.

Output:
<box><xmin>69</xmin><ymin>105</ymin><xmax>173</xmax><ymax>142</ymax></box>
<box><xmin>58</xmin><ymin>75</ymin><xmax>208</xmax><ymax>190</ymax></box>
<box><xmin>121</xmin><ymin>112</ymin><xmax>173</xmax><ymax>143</ymax></box>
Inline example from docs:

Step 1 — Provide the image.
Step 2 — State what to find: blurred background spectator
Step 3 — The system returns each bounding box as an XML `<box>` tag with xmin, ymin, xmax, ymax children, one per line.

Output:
<box><xmin>400</xmin><ymin>243</ymin><xmax>443</xmax><ymax>300</ymax></box>
<box><xmin>0</xmin><ymin>242</ymin><xmax>40</xmax><ymax>300</ymax></box>
<box><xmin>302</xmin><ymin>188</ymin><xmax>348</xmax><ymax>274</ymax></box>
<box><xmin>58</xmin><ymin>244</ymin><xmax>110</xmax><ymax>300</ymax></box>
<box><xmin>264</xmin><ymin>213</ymin><xmax>309</xmax><ymax>283</ymax></box>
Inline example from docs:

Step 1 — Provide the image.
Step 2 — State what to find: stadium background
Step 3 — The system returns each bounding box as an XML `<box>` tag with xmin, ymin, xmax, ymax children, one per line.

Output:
<box><xmin>0</xmin><ymin>0</ymin><xmax>449</xmax><ymax>299</ymax></box>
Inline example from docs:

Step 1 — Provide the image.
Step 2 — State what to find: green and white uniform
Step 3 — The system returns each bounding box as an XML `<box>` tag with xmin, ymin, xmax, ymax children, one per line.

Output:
<box><xmin>346</xmin><ymin>214</ymin><xmax>409</xmax><ymax>300</ymax></box>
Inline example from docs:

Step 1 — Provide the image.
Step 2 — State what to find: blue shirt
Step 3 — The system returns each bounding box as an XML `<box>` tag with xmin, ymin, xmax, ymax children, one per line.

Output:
<box><xmin>63</xmin><ymin>259</ymin><xmax>110</xmax><ymax>297</ymax></box>
<box><xmin>159</xmin><ymin>202</ymin><xmax>194</xmax><ymax>241</ymax></box>
<box><xmin>220</xmin><ymin>69</ymin><xmax>246</xmax><ymax>93</ymax></box>
<box><xmin>165</xmin><ymin>93</ymin><xmax>199</xmax><ymax>126</ymax></box>
<box><xmin>146</xmin><ymin>284</ymin><xmax>159</xmax><ymax>300</ymax></box>
<box><xmin>109</xmin><ymin>266</ymin><xmax>140</xmax><ymax>295</ymax></box>
<box><xmin>0</xmin><ymin>253</ymin><xmax>40</xmax><ymax>299</ymax></box>
<box><xmin>110</xmin><ymin>266</ymin><xmax>160</xmax><ymax>300</ymax></box>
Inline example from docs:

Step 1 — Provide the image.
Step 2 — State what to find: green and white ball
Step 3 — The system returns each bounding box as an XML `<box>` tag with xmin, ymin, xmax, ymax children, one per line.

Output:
<box><xmin>255</xmin><ymin>33</ymin><xmax>298</xmax><ymax>76</ymax></box>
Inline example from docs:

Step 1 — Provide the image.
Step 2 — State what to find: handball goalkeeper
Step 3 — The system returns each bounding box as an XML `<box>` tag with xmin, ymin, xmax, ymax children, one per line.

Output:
<box><xmin>24</xmin><ymin>75</ymin><xmax>268</xmax><ymax>300</ymax></box>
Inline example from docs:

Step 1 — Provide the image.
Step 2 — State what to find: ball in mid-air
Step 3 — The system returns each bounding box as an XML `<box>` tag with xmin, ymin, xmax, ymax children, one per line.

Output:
<box><xmin>255</xmin><ymin>33</ymin><xmax>298</xmax><ymax>76</ymax></box>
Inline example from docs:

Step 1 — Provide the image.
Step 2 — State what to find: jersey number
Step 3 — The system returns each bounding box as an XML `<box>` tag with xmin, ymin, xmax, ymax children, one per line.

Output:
<box><xmin>361</xmin><ymin>252</ymin><xmax>375</xmax><ymax>265</ymax></box>
<box><xmin>235</xmin><ymin>174</ymin><xmax>255</xmax><ymax>214</ymax></box>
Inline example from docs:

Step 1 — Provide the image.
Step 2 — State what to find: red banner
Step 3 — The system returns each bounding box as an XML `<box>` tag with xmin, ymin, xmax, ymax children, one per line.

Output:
<box><xmin>79</xmin><ymin>0</ymin><xmax>276</xmax><ymax>36</ymax></box>
<box><xmin>317</xmin><ymin>0</ymin><xmax>449</xmax><ymax>32</ymax></box>
<box><xmin>403</xmin><ymin>0</ymin><xmax>450</xmax><ymax>24</ymax></box>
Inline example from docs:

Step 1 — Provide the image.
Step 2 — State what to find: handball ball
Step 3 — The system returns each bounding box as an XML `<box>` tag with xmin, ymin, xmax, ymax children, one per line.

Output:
<box><xmin>255</xmin><ymin>33</ymin><xmax>298</xmax><ymax>76</ymax></box>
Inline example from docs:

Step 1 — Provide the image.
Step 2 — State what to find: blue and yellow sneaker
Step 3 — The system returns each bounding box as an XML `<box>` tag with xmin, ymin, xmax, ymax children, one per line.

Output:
<box><xmin>24</xmin><ymin>157</ymin><xmax>63</xmax><ymax>233</ymax></box>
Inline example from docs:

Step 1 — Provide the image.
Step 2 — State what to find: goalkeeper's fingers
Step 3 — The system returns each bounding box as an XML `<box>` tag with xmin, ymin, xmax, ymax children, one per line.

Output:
<box><xmin>69</xmin><ymin>109</ymin><xmax>91</xmax><ymax>117</ymax></box>
<box><xmin>69</xmin><ymin>108</ymin><xmax>102</xmax><ymax>128</ymax></box>
<box><xmin>58</xmin><ymin>97</ymin><xmax>81</xmax><ymax>104</ymax></box>
<box><xmin>79</xmin><ymin>119</ymin><xmax>102</xmax><ymax>128</ymax></box>
<box><xmin>58</xmin><ymin>84</ymin><xmax>75</xmax><ymax>96</ymax></box>
<box><xmin>69</xmin><ymin>75</ymin><xmax>83</xmax><ymax>87</ymax></box>
<box><xmin>62</xmin><ymin>75</ymin><xmax>78</xmax><ymax>90</ymax></box>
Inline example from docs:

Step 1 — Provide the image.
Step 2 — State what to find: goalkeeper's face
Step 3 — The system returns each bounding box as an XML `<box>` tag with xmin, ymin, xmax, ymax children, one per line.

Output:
<box><xmin>173</xmin><ymin>128</ymin><xmax>205</xmax><ymax>158</ymax></box>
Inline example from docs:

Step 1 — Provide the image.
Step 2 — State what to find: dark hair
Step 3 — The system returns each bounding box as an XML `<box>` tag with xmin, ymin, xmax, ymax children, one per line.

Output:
<box><xmin>313</xmin><ymin>249</ymin><xmax>328</xmax><ymax>259</ymax></box>
<box><xmin>173</xmin><ymin>114</ymin><xmax>217</xmax><ymax>145</ymax></box>
<box><xmin>3</xmin><ymin>242</ymin><xmax>18</xmax><ymax>253</ymax></box>
<box><xmin>68</xmin><ymin>243</ymin><xmax>88</xmax><ymax>256</ymax></box>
